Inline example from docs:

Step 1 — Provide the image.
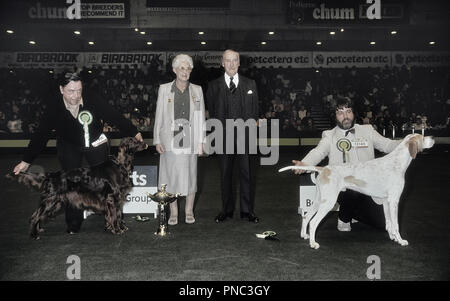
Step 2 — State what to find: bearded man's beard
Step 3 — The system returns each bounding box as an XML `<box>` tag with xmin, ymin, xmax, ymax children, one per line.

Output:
<box><xmin>336</xmin><ymin>117</ymin><xmax>355</xmax><ymax>130</ymax></box>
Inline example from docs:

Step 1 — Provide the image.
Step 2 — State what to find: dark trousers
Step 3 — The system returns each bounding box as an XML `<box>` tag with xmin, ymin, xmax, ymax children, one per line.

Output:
<box><xmin>337</xmin><ymin>190</ymin><xmax>385</xmax><ymax>229</ymax></box>
<box><xmin>57</xmin><ymin>140</ymin><xmax>109</xmax><ymax>232</ymax></box>
<box><xmin>219</xmin><ymin>153</ymin><xmax>255</xmax><ymax>215</ymax></box>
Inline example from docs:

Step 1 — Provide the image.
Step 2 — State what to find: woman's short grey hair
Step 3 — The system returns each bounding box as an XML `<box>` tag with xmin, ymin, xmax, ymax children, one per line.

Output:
<box><xmin>172</xmin><ymin>54</ymin><xmax>194</xmax><ymax>69</ymax></box>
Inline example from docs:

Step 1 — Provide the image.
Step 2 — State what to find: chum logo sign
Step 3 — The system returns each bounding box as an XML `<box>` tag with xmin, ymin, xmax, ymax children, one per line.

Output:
<box><xmin>123</xmin><ymin>166</ymin><xmax>158</xmax><ymax>215</ymax></box>
<box><xmin>287</xmin><ymin>0</ymin><xmax>407</xmax><ymax>25</ymax></box>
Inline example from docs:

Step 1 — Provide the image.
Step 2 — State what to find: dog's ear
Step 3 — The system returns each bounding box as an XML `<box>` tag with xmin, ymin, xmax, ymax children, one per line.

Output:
<box><xmin>408</xmin><ymin>138</ymin><xmax>418</xmax><ymax>159</ymax></box>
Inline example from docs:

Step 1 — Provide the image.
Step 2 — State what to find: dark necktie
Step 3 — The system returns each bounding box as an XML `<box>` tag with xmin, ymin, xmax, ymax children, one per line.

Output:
<box><xmin>345</xmin><ymin>128</ymin><xmax>355</xmax><ymax>136</ymax></box>
<box><xmin>229</xmin><ymin>76</ymin><xmax>236</xmax><ymax>94</ymax></box>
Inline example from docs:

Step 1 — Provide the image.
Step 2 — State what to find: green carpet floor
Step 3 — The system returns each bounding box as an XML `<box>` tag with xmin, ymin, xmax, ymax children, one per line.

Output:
<box><xmin>1</xmin><ymin>149</ymin><xmax>449</xmax><ymax>281</ymax></box>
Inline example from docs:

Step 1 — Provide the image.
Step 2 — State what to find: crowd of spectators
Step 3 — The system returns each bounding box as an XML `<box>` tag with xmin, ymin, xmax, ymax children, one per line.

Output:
<box><xmin>315</xmin><ymin>66</ymin><xmax>450</xmax><ymax>135</ymax></box>
<box><xmin>1</xmin><ymin>61</ymin><xmax>449</xmax><ymax>138</ymax></box>
<box><xmin>0</xmin><ymin>58</ymin><xmax>168</xmax><ymax>135</ymax></box>
<box><xmin>243</xmin><ymin>65</ymin><xmax>450</xmax><ymax>137</ymax></box>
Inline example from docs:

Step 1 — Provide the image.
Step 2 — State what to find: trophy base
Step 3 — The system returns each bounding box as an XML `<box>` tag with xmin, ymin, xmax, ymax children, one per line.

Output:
<box><xmin>155</xmin><ymin>226</ymin><xmax>170</xmax><ymax>236</ymax></box>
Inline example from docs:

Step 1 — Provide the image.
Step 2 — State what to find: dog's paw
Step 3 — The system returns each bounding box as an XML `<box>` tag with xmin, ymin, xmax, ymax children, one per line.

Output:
<box><xmin>310</xmin><ymin>242</ymin><xmax>320</xmax><ymax>249</ymax></box>
<box><xmin>398</xmin><ymin>239</ymin><xmax>409</xmax><ymax>246</ymax></box>
<box><xmin>30</xmin><ymin>230</ymin><xmax>39</xmax><ymax>239</ymax></box>
<box><xmin>110</xmin><ymin>227</ymin><xmax>126</xmax><ymax>235</ymax></box>
<box><xmin>119</xmin><ymin>222</ymin><xmax>128</xmax><ymax>232</ymax></box>
<box><xmin>300</xmin><ymin>233</ymin><xmax>309</xmax><ymax>240</ymax></box>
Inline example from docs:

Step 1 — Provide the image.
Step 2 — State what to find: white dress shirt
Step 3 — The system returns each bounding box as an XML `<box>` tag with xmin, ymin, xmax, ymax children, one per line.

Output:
<box><xmin>224</xmin><ymin>73</ymin><xmax>239</xmax><ymax>89</ymax></box>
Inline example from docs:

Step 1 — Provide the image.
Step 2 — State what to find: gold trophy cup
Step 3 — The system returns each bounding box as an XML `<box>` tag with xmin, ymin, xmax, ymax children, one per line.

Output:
<box><xmin>147</xmin><ymin>184</ymin><xmax>180</xmax><ymax>236</ymax></box>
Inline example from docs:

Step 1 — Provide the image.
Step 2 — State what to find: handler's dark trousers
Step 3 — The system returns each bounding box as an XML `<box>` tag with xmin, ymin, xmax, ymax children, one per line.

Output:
<box><xmin>337</xmin><ymin>190</ymin><xmax>386</xmax><ymax>230</ymax></box>
<box><xmin>57</xmin><ymin>140</ymin><xmax>109</xmax><ymax>233</ymax></box>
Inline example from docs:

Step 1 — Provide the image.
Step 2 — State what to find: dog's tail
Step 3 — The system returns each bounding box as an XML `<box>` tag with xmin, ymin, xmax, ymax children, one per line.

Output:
<box><xmin>278</xmin><ymin>165</ymin><xmax>323</xmax><ymax>173</ymax></box>
<box><xmin>6</xmin><ymin>172</ymin><xmax>47</xmax><ymax>191</ymax></box>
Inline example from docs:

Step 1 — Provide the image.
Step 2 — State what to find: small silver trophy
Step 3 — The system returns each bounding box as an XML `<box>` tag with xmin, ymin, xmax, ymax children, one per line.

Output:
<box><xmin>147</xmin><ymin>184</ymin><xmax>180</xmax><ymax>236</ymax></box>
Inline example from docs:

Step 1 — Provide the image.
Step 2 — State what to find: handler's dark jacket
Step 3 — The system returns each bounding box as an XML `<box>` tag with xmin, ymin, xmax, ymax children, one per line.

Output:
<box><xmin>23</xmin><ymin>92</ymin><xmax>138</xmax><ymax>164</ymax></box>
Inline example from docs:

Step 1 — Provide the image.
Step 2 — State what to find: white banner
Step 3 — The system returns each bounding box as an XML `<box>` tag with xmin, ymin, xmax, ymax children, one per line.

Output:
<box><xmin>1</xmin><ymin>51</ymin><xmax>449</xmax><ymax>69</ymax></box>
<box><xmin>124</xmin><ymin>187</ymin><xmax>158</xmax><ymax>215</ymax></box>
<box><xmin>0</xmin><ymin>52</ymin><xmax>82</xmax><ymax>69</ymax></box>
<box><xmin>167</xmin><ymin>51</ymin><xmax>223</xmax><ymax>68</ymax></box>
<box><xmin>167</xmin><ymin>51</ymin><xmax>312</xmax><ymax>68</ymax></box>
<box><xmin>123</xmin><ymin>166</ymin><xmax>158</xmax><ymax>216</ymax></box>
<box><xmin>242</xmin><ymin>52</ymin><xmax>312</xmax><ymax>68</ymax></box>
<box><xmin>312</xmin><ymin>51</ymin><xmax>391</xmax><ymax>68</ymax></box>
<box><xmin>298</xmin><ymin>173</ymin><xmax>317</xmax><ymax>215</ymax></box>
<box><xmin>391</xmin><ymin>52</ymin><xmax>450</xmax><ymax>67</ymax></box>
<box><xmin>86</xmin><ymin>52</ymin><xmax>166</xmax><ymax>67</ymax></box>
<box><xmin>80</xmin><ymin>3</ymin><xmax>126</xmax><ymax>19</ymax></box>
<box><xmin>0</xmin><ymin>52</ymin><xmax>166</xmax><ymax>69</ymax></box>
<box><xmin>299</xmin><ymin>185</ymin><xmax>316</xmax><ymax>216</ymax></box>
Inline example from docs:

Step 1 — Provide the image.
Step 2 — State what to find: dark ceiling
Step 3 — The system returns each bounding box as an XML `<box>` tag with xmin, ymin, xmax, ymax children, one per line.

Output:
<box><xmin>0</xmin><ymin>0</ymin><xmax>449</xmax><ymax>52</ymax></box>
<box><xmin>1</xmin><ymin>25</ymin><xmax>448</xmax><ymax>52</ymax></box>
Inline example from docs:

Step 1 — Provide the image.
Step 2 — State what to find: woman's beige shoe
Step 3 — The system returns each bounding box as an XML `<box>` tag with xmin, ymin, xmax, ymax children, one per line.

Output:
<box><xmin>185</xmin><ymin>214</ymin><xmax>195</xmax><ymax>224</ymax></box>
<box><xmin>168</xmin><ymin>216</ymin><xmax>178</xmax><ymax>225</ymax></box>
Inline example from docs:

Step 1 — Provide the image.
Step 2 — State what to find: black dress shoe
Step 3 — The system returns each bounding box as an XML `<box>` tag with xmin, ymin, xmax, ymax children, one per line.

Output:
<box><xmin>247</xmin><ymin>213</ymin><xmax>259</xmax><ymax>223</ymax></box>
<box><xmin>215</xmin><ymin>212</ymin><xmax>233</xmax><ymax>223</ymax></box>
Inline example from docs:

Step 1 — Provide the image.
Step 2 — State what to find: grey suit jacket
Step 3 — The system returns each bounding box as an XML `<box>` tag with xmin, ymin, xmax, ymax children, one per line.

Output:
<box><xmin>302</xmin><ymin>124</ymin><xmax>401</xmax><ymax>166</ymax></box>
<box><xmin>153</xmin><ymin>81</ymin><xmax>206</xmax><ymax>153</ymax></box>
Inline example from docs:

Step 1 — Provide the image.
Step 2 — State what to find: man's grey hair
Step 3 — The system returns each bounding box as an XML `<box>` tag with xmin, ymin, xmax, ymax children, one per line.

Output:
<box><xmin>172</xmin><ymin>54</ymin><xmax>194</xmax><ymax>69</ymax></box>
<box><xmin>222</xmin><ymin>49</ymin><xmax>240</xmax><ymax>61</ymax></box>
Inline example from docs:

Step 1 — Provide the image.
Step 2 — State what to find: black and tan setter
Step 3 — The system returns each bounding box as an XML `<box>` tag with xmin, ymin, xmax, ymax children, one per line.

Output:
<box><xmin>6</xmin><ymin>137</ymin><xmax>147</xmax><ymax>239</ymax></box>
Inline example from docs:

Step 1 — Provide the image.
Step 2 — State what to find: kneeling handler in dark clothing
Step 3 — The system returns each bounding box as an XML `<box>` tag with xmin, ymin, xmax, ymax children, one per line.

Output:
<box><xmin>13</xmin><ymin>72</ymin><xmax>143</xmax><ymax>234</ymax></box>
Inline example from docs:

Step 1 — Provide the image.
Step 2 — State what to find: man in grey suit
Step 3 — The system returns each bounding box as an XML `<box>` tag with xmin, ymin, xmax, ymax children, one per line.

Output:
<box><xmin>293</xmin><ymin>98</ymin><xmax>400</xmax><ymax>231</ymax></box>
